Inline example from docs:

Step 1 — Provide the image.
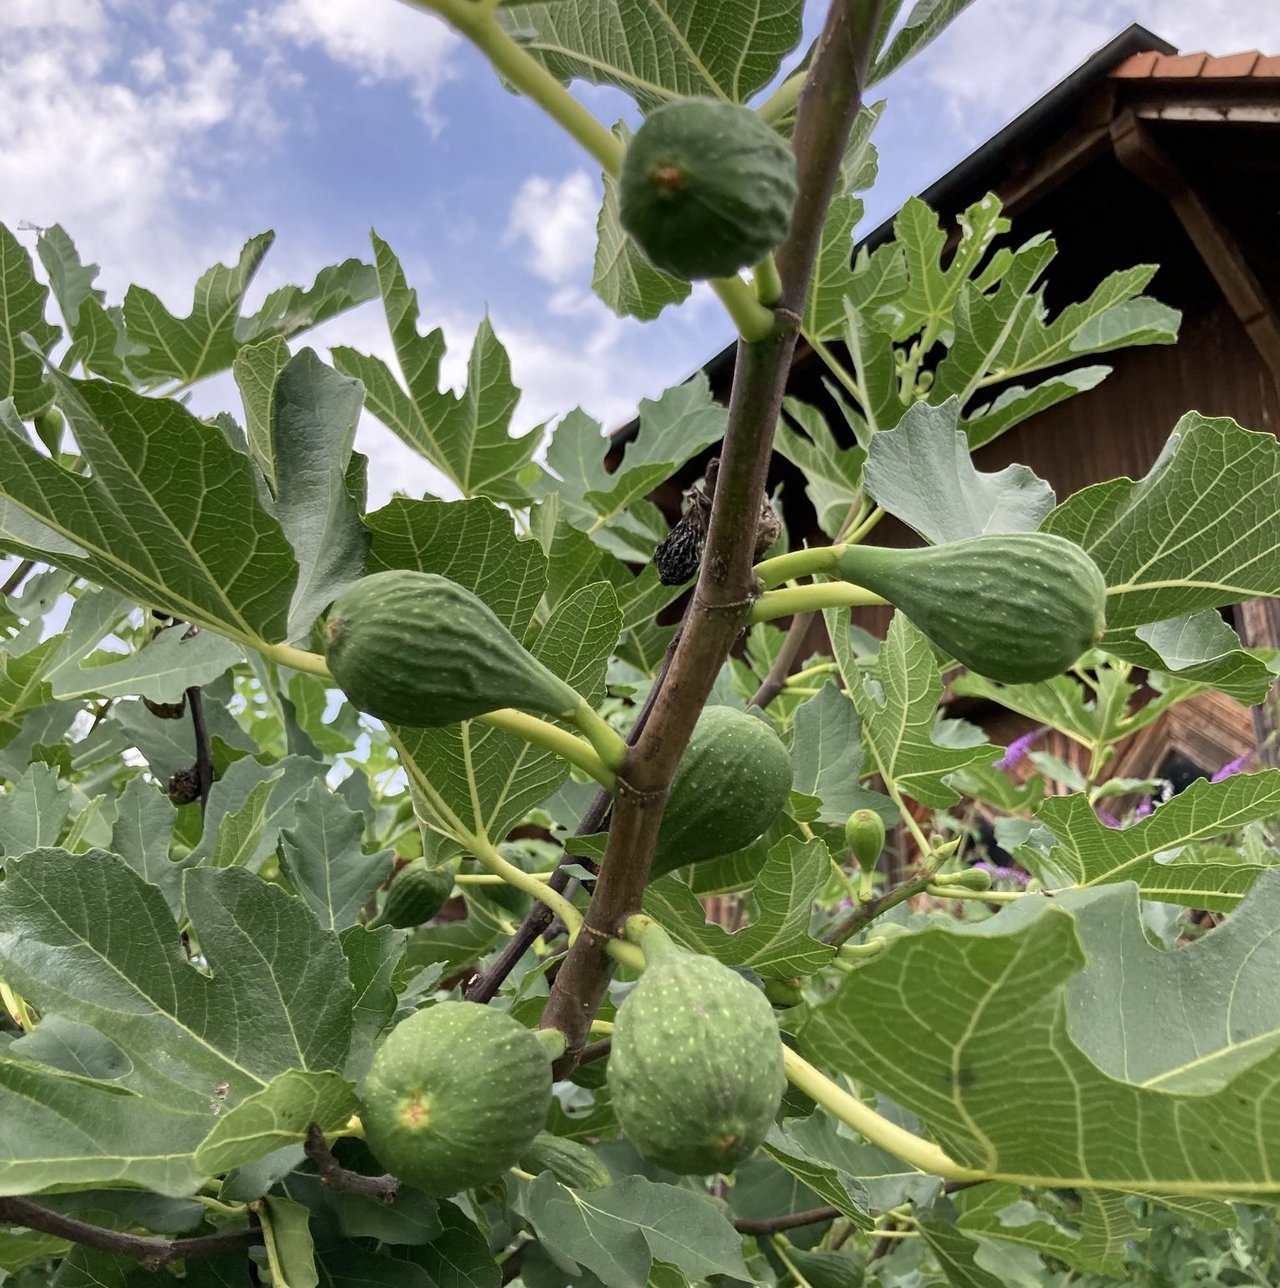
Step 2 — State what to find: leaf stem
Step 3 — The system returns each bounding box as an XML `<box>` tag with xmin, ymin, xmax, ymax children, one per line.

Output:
<box><xmin>465</xmin><ymin>830</ymin><xmax>584</xmax><ymax>935</ymax></box>
<box><xmin>782</xmin><ymin>1047</ymin><xmax>979</xmax><ymax>1180</ymax></box>
<box><xmin>411</xmin><ymin>1</ymin><xmax>623</xmax><ymax>172</ymax></box>
<box><xmin>194</xmin><ymin>1194</ymin><xmax>248</xmax><ymax>1220</ymax></box>
<box><xmin>478</xmin><ymin>708</ymin><xmax>617</xmax><ymax>788</ymax></box>
<box><xmin>454</xmin><ymin>871</ymin><xmax>555</xmax><ymax>885</ymax></box>
<box><xmin>752</xmin><ymin>582</ymin><xmax>886</xmax><ymax>623</ymax></box>
<box><xmin>407</xmin><ymin>0</ymin><xmax>774</xmax><ymax>342</ymax></box>
<box><xmin>844</xmin><ymin>504</ymin><xmax>885</xmax><ymax>545</ymax></box>
<box><xmin>805</xmin><ymin>333</ymin><xmax>864</xmax><ymax>402</ymax></box>
<box><xmin>770</xmin><ymin>1234</ymin><xmax>817</xmax><ymax>1288</ymax></box>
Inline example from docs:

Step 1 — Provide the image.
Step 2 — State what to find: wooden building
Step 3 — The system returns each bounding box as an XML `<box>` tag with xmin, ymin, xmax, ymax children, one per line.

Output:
<box><xmin>618</xmin><ymin>25</ymin><xmax>1280</xmax><ymax>791</ymax></box>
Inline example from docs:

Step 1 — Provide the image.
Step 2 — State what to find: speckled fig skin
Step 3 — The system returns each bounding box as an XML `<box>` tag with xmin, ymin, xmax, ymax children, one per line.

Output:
<box><xmin>650</xmin><ymin>706</ymin><xmax>793</xmax><ymax>881</ymax></box>
<box><xmin>620</xmin><ymin>98</ymin><xmax>798</xmax><ymax>281</ymax></box>
<box><xmin>518</xmin><ymin>1132</ymin><xmax>613</xmax><ymax>1190</ymax></box>
<box><xmin>360</xmin><ymin>1002</ymin><xmax>552</xmax><ymax>1196</ymax></box>
<box><xmin>834</xmin><ymin>532</ymin><xmax>1106</xmax><ymax>684</ymax></box>
<box><xmin>324</xmin><ymin>570</ymin><xmax>581</xmax><ymax>728</ymax></box>
<box><xmin>608</xmin><ymin>942</ymin><xmax>785</xmax><ymax>1175</ymax></box>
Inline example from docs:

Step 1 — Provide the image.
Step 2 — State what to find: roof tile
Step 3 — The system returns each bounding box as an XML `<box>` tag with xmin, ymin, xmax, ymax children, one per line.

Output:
<box><xmin>1156</xmin><ymin>52</ymin><xmax>1209</xmax><ymax>77</ymax></box>
<box><xmin>1112</xmin><ymin>47</ymin><xmax>1280</xmax><ymax>81</ymax></box>
<box><xmin>1112</xmin><ymin>50</ymin><xmax>1160</xmax><ymax>78</ymax></box>
<box><xmin>1201</xmin><ymin>52</ymin><xmax>1262</xmax><ymax>77</ymax></box>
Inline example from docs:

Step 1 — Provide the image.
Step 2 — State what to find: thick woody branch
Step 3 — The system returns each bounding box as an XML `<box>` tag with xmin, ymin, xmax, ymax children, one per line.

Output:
<box><xmin>540</xmin><ymin>0</ymin><xmax>888</xmax><ymax>1056</ymax></box>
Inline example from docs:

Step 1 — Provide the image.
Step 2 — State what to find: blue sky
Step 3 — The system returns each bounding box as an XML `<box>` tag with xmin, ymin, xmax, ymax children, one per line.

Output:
<box><xmin>2</xmin><ymin>0</ymin><xmax>1277</xmax><ymax>503</ymax></box>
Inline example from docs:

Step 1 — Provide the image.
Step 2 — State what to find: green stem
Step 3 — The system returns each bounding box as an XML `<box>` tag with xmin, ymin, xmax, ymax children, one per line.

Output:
<box><xmin>0</xmin><ymin>981</ymin><xmax>35</xmax><ymax>1031</ymax></box>
<box><xmin>454</xmin><ymin>871</ymin><xmax>555</xmax><ymax>885</ymax></box>
<box><xmin>837</xmin><ymin>940</ymin><xmax>885</xmax><ymax>959</ymax></box>
<box><xmin>925</xmin><ymin>885</ymin><xmax>1025</xmax><ymax>902</ymax></box>
<box><xmin>782</xmin><ymin>1048</ymin><xmax>980</xmax><ymax>1181</ymax></box>
<box><xmin>194</xmin><ymin>1195</ymin><xmax>248</xmax><ymax>1220</ymax></box>
<box><xmin>753</xmin><ymin>253</ymin><xmax>783</xmax><ymax>306</ymax></box>
<box><xmin>407</xmin><ymin>0</ymin><xmax>773</xmax><ymax>343</ymax></box>
<box><xmin>261</xmin><ymin>642</ymin><xmax>331</xmax><ymax>679</ymax></box>
<box><xmin>712</xmin><ymin>275</ymin><xmax>779</xmax><ymax>342</ymax></box>
<box><xmin>786</xmin><ymin>661</ymin><xmax>840</xmax><ymax>686</ymax></box>
<box><xmin>467</xmin><ymin>830</ymin><xmax>584</xmax><ymax>934</ymax></box>
<box><xmin>479</xmin><ymin>708</ymin><xmax>617</xmax><ymax>788</ymax></box>
<box><xmin>770</xmin><ymin>1235</ymin><xmax>815</xmax><ymax>1288</ymax></box>
<box><xmin>806</xmin><ymin>333</ymin><xmax>864</xmax><ymax>403</ymax></box>
<box><xmin>569</xmin><ymin>700</ymin><xmax>628</xmax><ymax>773</ymax></box>
<box><xmin>752</xmin><ymin>582</ymin><xmax>886</xmax><ymax>623</ymax></box>
<box><xmin>754</xmin><ymin>544</ymin><xmax>845</xmax><ymax>588</ymax></box>
<box><xmin>623</xmin><ymin>913</ymin><xmax>678</xmax><ymax>964</ymax></box>
<box><xmin>844</xmin><ymin>504</ymin><xmax>885</xmax><ymax>546</ymax></box>
<box><xmin>412</xmin><ymin>1</ymin><xmax>622</xmax><ymax>172</ymax></box>
<box><xmin>757</xmin><ymin>69</ymin><xmax>806</xmax><ymax>125</ymax></box>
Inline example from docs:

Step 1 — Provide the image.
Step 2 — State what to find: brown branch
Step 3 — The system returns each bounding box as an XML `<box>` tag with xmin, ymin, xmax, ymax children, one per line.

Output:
<box><xmin>539</xmin><ymin>0</ymin><xmax>888</xmax><ymax>1058</ymax></box>
<box><xmin>823</xmin><ymin>867</ymin><xmax>936</xmax><ymax>944</ymax></box>
<box><xmin>0</xmin><ymin>559</ymin><xmax>34</xmax><ymax>598</ymax></box>
<box><xmin>576</xmin><ymin>1036</ymin><xmax>611</xmax><ymax>1065</ymax></box>
<box><xmin>188</xmin><ymin>686</ymin><xmax>214</xmax><ymax>812</ymax></box>
<box><xmin>735</xmin><ymin>1205</ymin><xmax>839</xmax><ymax>1235</ymax></box>
<box><xmin>304</xmin><ymin>1124</ymin><xmax>399</xmax><ymax>1202</ymax></box>
<box><xmin>749</xmin><ymin>610</ymin><xmax>817</xmax><ymax>708</ymax></box>
<box><xmin>0</xmin><ymin>1196</ymin><xmax>260</xmax><ymax>1271</ymax></box>
<box><xmin>465</xmin><ymin>628</ymin><xmax>683</xmax><ymax>1005</ymax></box>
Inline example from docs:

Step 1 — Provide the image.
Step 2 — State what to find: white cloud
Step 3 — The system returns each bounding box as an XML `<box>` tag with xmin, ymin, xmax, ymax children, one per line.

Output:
<box><xmin>0</xmin><ymin>1</ymin><xmax>274</xmax><ymax>300</ymax></box>
<box><xmin>506</xmin><ymin>170</ymin><xmax>600</xmax><ymax>286</ymax></box>
<box><xmin>0</xmin><ymin>0</ymin><xmax>104</xmax><ymax>34</ymax></box>
<box><xmin>250</xmin><ymin>0</ymin><xmax>458</xmax><ymax>125</ymax></box>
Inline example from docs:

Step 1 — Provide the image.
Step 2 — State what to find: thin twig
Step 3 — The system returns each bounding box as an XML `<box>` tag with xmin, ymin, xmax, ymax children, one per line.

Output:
<box><xmin>823</xmin><ymin>867</ymin><xmax>937</xmax><ymax>945</ymax></box>
<box><xmin>0</xmin><ymin>1196</ymin><xmax>260</xmax><ymax>1271</ymax></box>
<box><xmin>749</xmin><ymin>610</ymin><xmax>817</xmax><ymax>708</ymax></box>
<box><xmin>0</xmin><ymin>559</ymin><xmax>34</xmax><ymax>598</ymax></box>
<box><xmin>304</xmin><ymin>1124</ymin><xmax>400</xmax><ymax>1202</ymax></box>
<box><xmin>576</xmin><ymin>1036</ymin><xmax>611</xmax><ymax>1065</ymax></box>
<box><xmin>735</xmin><ymin>1205</ymin><xmax>840</xmax><ymax>1235</ymax></box>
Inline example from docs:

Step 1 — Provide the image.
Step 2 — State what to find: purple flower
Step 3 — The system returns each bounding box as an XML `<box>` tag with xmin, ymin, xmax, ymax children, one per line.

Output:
<box><xmin>994</xmin><ymin>726</ymin><xmax>1047</xmax><ymax>773</ymax></box>
<box><xmin>974</xmin><ymin>862</ymin><xmax>1031</xmax><ymax>887</ymax></box>
<box><xmin>1097</xmin><ymin>808</ymin><xmax>1122</xmax><ymax>829</ymax></box>
<box><xmin>1210</xmin><ymin>752</ymin><xmax>1253</xmax><ymax>783</ymax></box>
<box><xmin>1131</xmin><ymin>798</ymin><xmax>1153</xmax><ymax>822</ymax></box>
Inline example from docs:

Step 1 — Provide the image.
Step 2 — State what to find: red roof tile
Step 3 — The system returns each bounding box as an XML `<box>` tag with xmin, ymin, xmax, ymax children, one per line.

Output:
<box><xmin>1112</xmin><ymin>48</ymin><xmax>1280</xmax><ymax>80</ymax></box>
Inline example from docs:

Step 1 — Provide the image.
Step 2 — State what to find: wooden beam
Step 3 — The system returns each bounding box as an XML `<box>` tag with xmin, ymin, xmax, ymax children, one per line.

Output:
<box><xmin>1110</xmin><ymin>109</ymin><xmax>1280</xmax><ymax>394</ymax></box>
<box><xmin>1234</xmin><ymin>600</ymin><xmax>1280</xmax><ymax>768</ymax></box>
<box><xmin>1136</xmin><ymin>102</ymin><xmax>1280</xmax><ymax>125</ymax></box>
